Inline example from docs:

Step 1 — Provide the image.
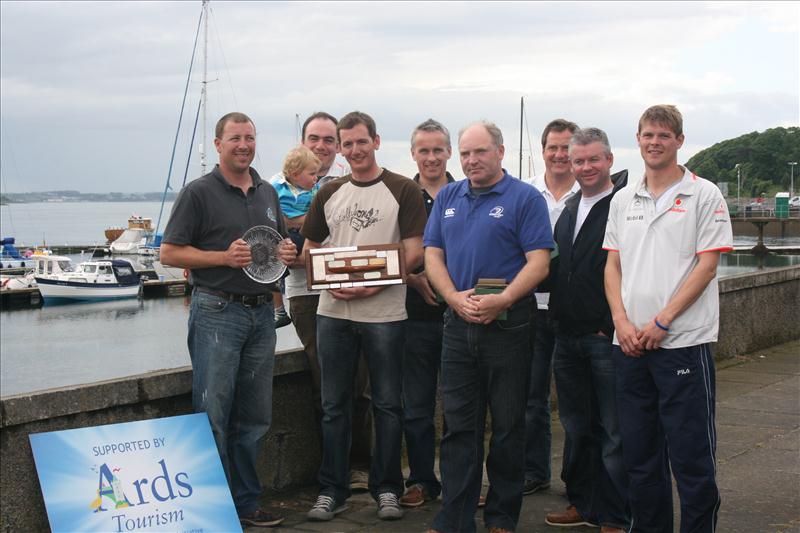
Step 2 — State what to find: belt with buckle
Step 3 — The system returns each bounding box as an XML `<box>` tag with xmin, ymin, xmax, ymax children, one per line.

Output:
<box><xmin>195</xmin><ymin>286</ymin><xmax>273</xmax><ymax>307</ymax></box>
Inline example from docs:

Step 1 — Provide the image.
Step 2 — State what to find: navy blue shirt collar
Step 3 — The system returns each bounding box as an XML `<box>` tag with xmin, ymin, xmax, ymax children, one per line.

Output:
<box><xmin>458</xmin><ymin>169</ymin><xmax>514</xmax><ymax>197</ymax></box>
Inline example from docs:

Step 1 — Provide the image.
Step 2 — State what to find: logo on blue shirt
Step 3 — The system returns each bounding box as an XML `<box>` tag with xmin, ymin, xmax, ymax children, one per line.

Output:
<box><xmin>489</xmin><ymin>206</ymin><xmax>504</xmax><ymax>219</ymax></box>
<box><xmin>444</xmin><ymin>208</ymin><xmax>456</xmax><ymax>218</ymax></box>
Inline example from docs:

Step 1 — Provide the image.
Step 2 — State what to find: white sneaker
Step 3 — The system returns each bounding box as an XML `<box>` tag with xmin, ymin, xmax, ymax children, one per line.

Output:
<box><xmin>307</xmin><ymin>494</ymin><xmax>347</xmax><ymax>521</ymax></box>
<box><xmin>377</xmin><ymin>492</ymin><xmax>403</xmax><ymax>520</ymax></box>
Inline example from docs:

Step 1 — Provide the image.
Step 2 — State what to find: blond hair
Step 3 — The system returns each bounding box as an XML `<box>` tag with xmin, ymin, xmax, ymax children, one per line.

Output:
<box><xmin>283</xmin><ymin>146</ymin><xmax>321</xmax><ymax>178</ymax></box>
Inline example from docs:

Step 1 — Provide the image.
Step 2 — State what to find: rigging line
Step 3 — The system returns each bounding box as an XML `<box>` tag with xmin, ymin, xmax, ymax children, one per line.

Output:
<box><xmin>182</xmin><ymin>98</ymin><xmax>204</xmax><ymax>188</ymax></box>
<box><xmin>154</xmin><ymin>3</ymin><xmax>204</xmax><ymax>239</ymax></box>
<box><xmin>523</xmin><ymin>100</ymin><xmax>536</xmax><ymax>178</ymax></box>
<box><xmin>206</xmin><ymin>4</ymin><xmax>265</xmax><ymax>170</ymax></box>
<box><xmin>208</xmin><ymin>5</ymin><xmax>239</xmax><ymax>112</ymax></box>
<box><xmin>0</xmin><ymin>117</ymin><xmax>20</xmax><ymax>234</ymax></box>
<box><xmin>518</xmin><ymin>97</ymin><xmax>524</xmax><ymax>179</ymax></box>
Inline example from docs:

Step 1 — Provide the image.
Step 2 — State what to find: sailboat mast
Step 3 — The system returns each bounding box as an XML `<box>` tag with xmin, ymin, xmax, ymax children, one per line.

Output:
<box><xmin>518</xmin><ymin>97</ymin><xmax>524</xmax><ymax>179</ymax></box>
<box><xmin>200</xmin><ymin>0</ymin><xmax>209</xmax><ymax>176</ymax></box>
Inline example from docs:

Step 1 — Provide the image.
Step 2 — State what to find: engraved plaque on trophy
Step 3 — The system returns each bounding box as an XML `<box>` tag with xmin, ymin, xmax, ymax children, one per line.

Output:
<box><xmin>305</xmin><ymin>244</ymin><xmax>406</xmax><ymax>290</ymax></box>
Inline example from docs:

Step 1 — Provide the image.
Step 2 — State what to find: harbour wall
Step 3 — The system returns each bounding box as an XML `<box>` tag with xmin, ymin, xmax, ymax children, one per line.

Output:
<box><xmin>731</xmin><ymin>218</ymin><xmax>799</xmax><ymax>238</ymax></box>
<box><xmin>2</xmin><ymin>265</ymin><xmax>799</xmax><ymax>531</ymax></box>
<box><xmin>716</xmin><ymin>265</ymin><xmax>800</xmax><ymax>358</ymax></box>
<box><xmin>0</xmin><ymin>351</ymin><xmax>319</xmax><ymax>533</ymax></box>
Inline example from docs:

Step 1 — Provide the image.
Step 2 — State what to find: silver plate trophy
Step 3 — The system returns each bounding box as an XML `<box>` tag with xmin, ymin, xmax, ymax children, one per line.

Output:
<box><xmin>242</xmin><ymin>225</ymin><xmax>287</xmax><ymax>284</ymax></box>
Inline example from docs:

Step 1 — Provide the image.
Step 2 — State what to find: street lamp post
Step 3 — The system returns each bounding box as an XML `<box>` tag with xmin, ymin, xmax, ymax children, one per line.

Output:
<box><xmin>735</xmin><ymin>163</ymin><xmax>741</xmax><ymax>216</ymax></box>
<box><xmin>789</xmin><ymin>162</ymin><xmax>797</xmax><ymax>198</ymax></box>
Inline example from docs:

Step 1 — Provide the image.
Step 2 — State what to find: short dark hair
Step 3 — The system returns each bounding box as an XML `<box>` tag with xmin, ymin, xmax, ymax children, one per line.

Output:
<box><xmin>215</xmin><ymin>112</ymin><xmax>254</xmax><ymax>139</ymax></box>
<box><xmin>541</xmin><ymin>118</ymin><xmax>578</xmax><ymax>148</ymax></box>
<box><xmin>411</xmin><ymin>118</ymin><xmax>451</xmax><ymax>149</ymax></box>
<box><xmin>638</xmin><ymin>105</ymin><xmax>683</xmax><ymax>137</ymax></box>
<box><xmin>337</xmin><ymin>111</ymin><xmax>377</xmax><ymax>141</ymax></box>
<box><xmin>301</xmin><ymin>111</ymin><xmax>338</xmax><ymax>141</ymax></box>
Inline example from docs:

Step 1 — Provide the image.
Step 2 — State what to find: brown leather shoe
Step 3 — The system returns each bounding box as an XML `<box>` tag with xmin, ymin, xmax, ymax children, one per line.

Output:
<box><xmin>488</xmin><ymin>528</ymin><xmax>513</xmax><ymax>533</ymax></box>
<box><xmin>545</xmin><ymin>505</ymin><xmax>599</xmax><ymax>527</ymax></box>
<box><xmin>601</xmin><ymin>527</ymin><xmax>625</xmax><ymax>533</ymax></box>
<box><xmin>401</xmin><ymin>483</ymin><xmax>434</xmax><ymax>507</ymax></box>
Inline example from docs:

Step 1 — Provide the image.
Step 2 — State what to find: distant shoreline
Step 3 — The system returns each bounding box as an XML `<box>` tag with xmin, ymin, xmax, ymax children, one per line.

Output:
<box><xmin>1</xmin><ymin>193</ymin><xmax>178</xmax><ymax>204</ymax></box>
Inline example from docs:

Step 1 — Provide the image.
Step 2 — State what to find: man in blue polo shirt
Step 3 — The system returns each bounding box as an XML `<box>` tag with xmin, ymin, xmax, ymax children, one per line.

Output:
<box><xmin>424</xmin><ymin>121</ymin><xmax>553</xmax><ymax>533</ymax></box>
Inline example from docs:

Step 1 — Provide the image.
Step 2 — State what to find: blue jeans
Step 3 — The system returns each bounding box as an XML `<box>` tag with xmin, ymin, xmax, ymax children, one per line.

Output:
<box><xmin>402</xmin><ymin>319</ymin><xmax>443</xmax><ymax>498</ymax></box>
<box><xmin>188</xmin><ymin>289</ymin><xmax>277</xmax><ymax>516</ymax></box>
<box><xmin>317</xmin><ymin>315</ymin><xmax>404</xmax><ymax>502</ymax></box>
<box><xmin>524</xmin><ymin>309</ymin><xmax>555</xmax><ymax>483</ymax></box>
<box><xmin>432</xmin><ymin>303</ymin><xmax>531</xmax><ymax>533</ymax></box>
<box><xmin>553</xmin><ymin>333</ymin><xmax>629</xmax><ymax>529</ymax></box>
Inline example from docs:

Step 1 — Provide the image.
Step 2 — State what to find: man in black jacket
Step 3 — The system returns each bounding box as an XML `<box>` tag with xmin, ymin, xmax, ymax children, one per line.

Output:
<box><xmin>543</xmin><ymin>128</ymin><xmax>629</xmax><ymax>532</ymax></box>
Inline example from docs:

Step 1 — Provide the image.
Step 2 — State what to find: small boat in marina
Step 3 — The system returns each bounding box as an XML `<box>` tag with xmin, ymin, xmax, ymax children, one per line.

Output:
<box><xmin>0</xmin><ymin>238</ymin><xmax>53</xmax><ymax>269</ymax></box>
<box><xmin>105</xmin><ymin>215</ymin><xmax>155</xmax><ymax>244</ymax></box>
<box><xmin>109</xmin><ymin>228</ymin><xmax>150</xmax><ymax>254</ymax></box>
<box><xmin>1</xmin><ymin>237</ymin><xmax>30</xmax><ymax>269</ymax></box>
<box><xmin>33</xmin><ymin>255</ymin><xmax>141</xmax><ymax>302</ymax></box>
<box><xmin>107</xmin><ymin>215</ymin><xmax>155</xmax><ymax>254</ymax></box>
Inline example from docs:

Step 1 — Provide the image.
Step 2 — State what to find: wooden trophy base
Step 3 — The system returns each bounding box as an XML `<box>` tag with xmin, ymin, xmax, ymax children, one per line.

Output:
<box><xmin>306</xmin><ymin>244</ymin><xmax>406</xmax><ymax>290</ymax></box>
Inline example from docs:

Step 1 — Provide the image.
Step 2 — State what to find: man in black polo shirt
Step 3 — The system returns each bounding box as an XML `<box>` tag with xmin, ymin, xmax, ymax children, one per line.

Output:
<box><xmin>400</xmin><ymin>118</ymin><xmax>453</xmax><ymax>508</ymax></box>
<box><xmin>161</xmin><ymin>112</ymin><xmax>297</xmax><ymax>529</ymax></box>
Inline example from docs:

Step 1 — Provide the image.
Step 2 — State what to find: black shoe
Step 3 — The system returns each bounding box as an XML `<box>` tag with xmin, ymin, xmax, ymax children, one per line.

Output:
<box><xmin>274</xmin><ymin>308</ymin><xmax>292</xmax><ymax>328</ymax></box>
<box><xmin>522</xmin><ymin>478</ymin><xmax>550</xmax><ymax>495</ymax></box>
<box><xmin>239</xmin><ymin>508</ymin><xmax>285</xmax><ymax>527</ymax></box>
<box><xmin>307</xmin><ymin>494</ymin><xmax>348</xmax><ymax>521</ymax></box>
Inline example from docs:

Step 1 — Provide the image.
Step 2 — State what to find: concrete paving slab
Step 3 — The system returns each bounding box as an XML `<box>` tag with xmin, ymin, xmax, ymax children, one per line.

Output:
<box><xmin>715</xmin><ymin>378</ymin><xmax>768</xmax><ymax>400</ymax></box>
<box><xmin>735</xmin><ymin>361</ymin><xmax>800</xmax><ymax>374</ymax></box>
<box><xmin>720</xmin><ymin>448</ymin><xmax>800</xmax><ymax>478</ymax></box>
<box><xmin>716</xmin><ymin>482</ymin><xmax>800</xmax><ymax>532</ymax></box>
<box><xmin>717</xmin><ymin>405</ymin><xmax>799</xmax><ymax>430</ymax></box>
<box><xmin>732</xmin><ymin>343</ymin><xmax>799</xmax><ymax>358</ymax></box>
<box><xmin>720</xmin><ymin>368</ymin><xmax>793</xmax><ymax>385</ymax></box>
<box><xmin>716</xmin><ymin>424</ymin><xmax>789</xmax><ymax>461</ymax></box>
<box><xmin>717</xmin><ymin>500</ymin><xmax>800</xmax><ymax>533</ymax></box>
<box><xmin>768</xmin><ymin>428</ymin><xmax>800</xmax><ymax>452</ymax></box>
<box><xmin>720</xmin><ymin>387</ymin><xmax>799</xmax><ymax>415</ymax></box>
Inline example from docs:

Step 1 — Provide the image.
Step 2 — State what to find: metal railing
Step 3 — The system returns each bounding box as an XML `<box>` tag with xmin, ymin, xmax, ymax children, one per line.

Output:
<box><xmin>728</xmin><ymin>198</ymin><xmax>800</xmax><ymax>219</ymax></box>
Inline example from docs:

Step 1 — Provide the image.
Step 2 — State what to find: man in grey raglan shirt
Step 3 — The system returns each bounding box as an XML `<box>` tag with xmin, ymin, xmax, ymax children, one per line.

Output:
<box><xmin>283</xmin><ymin>112</ymin><xmax>372</xmax><ymax>493</ymax></box>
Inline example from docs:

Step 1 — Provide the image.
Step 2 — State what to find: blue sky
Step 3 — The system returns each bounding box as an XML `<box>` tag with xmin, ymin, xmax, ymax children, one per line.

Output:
<box><xmin>1</xmin><ymin>1</ymin><xmax>798</xmax><ymax>193</ymax></box>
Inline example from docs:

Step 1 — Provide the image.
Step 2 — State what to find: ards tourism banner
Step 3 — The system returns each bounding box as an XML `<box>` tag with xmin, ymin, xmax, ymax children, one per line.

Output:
<box><xmin>29</xmin><ymin>413</ymin><xmax>242</xmax><ymax>533</ymax></box>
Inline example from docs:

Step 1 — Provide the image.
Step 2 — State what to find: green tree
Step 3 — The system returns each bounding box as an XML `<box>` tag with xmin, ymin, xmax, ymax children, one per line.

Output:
<box><xmin>686</xmin><ymin>127</ymin><xmax>800</xmax><ymax>197</ymax></box>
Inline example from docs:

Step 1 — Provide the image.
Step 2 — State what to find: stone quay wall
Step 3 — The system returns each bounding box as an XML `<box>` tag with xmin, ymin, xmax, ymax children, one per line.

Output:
<box><xmin>731</xmin><ymin>218</ymin><xmax>799</xmax><ymax>238</ymax></box>
<box><xmin>716</xmin><ymin>265</ymin><xmax>800</xmax><ymax>358</ymax></box>
<box><xmin>0</xmin><ymin>351</ymin><xmax>318</xmax><ymax>532</ymax></box>
<box><xmin>2</xmin><ymin>264</ymin><xmax>798</xmax><ymax>531</ymax></box>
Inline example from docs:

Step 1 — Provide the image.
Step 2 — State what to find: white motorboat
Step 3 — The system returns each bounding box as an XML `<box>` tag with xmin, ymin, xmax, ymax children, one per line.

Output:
<box><xmin>105</xmin><ymin>214</ymin><xmax>155</xmax><ymax>244</ymax></box>
<box><xmin>33</xmin><ymin>255</ymin><xmax>141</xmax><ymax>302</ymax></box>
<box><xmin>136</xmin><ymin>244</ymin><xmax>160</xmax><ymax>258</ymax></box>
<box><xmin>109</xmin><ymin>228</ymin><xmax>151</xmax><ymax>254</ymax></box>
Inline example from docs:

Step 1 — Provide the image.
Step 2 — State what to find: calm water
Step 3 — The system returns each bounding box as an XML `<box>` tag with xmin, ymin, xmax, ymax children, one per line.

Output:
<box><xmin>1</xmin><ymin>202</ymin><xmax>306</xmax><ymax>397</ymax></box>
<box><xmin>0</xmin><ymin>201</ymin><xmax>174</xmax><ymax>246</ymax></box>
<box><xmin>1</xmin><ymin>202</ymin><xmax>798</xmax><ymax>397</ymax></box>
<box><xmin>0</xmin><ymin>297</ymin><xmax>302</xmax><ymax>397</ymax></box>
<box><xmin>719</xmin><ymin>252</ymin><xmax>800</xmax><ymax>277</ymax></box>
